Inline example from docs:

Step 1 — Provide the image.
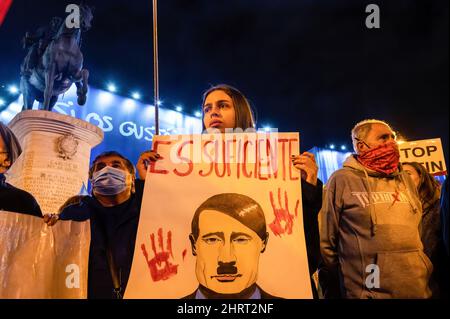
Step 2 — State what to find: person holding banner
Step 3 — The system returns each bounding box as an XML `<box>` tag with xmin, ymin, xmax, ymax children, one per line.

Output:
<box><xmin>53</xmin><ymin>150</ymin><xmax>151</xmax><ymax>299</ymax></box>
<box><xmin>128</xmin><ymin>84</ymin><xmax>321</xmax><ymax>299</ymax></box>
<box><xmin>403</xmin><ymin>162</ymin><xmax>447</xmax><ymax>298</ymax></box>
<box><xmin>0</xmin><ymin>122</ymin><xmax>42</xmax><ymax>217</ymax></box>
<box><xmin>320</xmin><ymin>119</ymin><xmax>432</xmax><ymax>298</ymax></box>
<box><xmin>201</xmin><ymin>84</ymin><xmax>323</xmax><ymax>296</ymax></box>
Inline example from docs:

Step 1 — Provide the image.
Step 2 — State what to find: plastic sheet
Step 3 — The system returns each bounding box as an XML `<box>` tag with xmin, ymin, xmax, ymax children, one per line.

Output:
<box><xmin>0</xmin><ymin>211</ymin><xmax>90</xmax><ymax>298</ymax></box>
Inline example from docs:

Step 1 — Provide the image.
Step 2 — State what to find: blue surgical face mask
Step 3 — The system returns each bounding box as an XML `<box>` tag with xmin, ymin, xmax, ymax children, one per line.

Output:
<box><xmin>91</xmin><ymin>166</ymin><xmax>129</xmax><ymax>196</ymax></box>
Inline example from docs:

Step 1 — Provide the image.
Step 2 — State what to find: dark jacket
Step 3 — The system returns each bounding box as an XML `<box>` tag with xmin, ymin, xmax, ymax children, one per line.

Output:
<box><xmin>422</xmin><ymin>189</ymin><xmax>449</xmax><ymax>298</ymax></box>
<box><xmin>439</xmin><ymin>177</ymin><xmax>450</xmax><ymax>298</ymax></box>
<box><xmin>301</xmin><ymin>179</ymin><xmax>323</xmax><ymax>299</ymax></box>
<box><xmin>441</xmin><ymin>177</ymin><xmax>449</xmax><ymax>256</ymax></box>
<box><xmin>182</xmin><ymin>284</ymin><xmax>281</xmax><ymax>299</ymax></box>
<box><xmin>59</xmin><ymin>179</ymin><xmax>145</xmax><ymax>299</ymax></box>
<box><xmin>0</xmin><ymin>175</ymin><xmax>42</xmax><ymax>217</ymax></box>
<box><xmin>301</xmin><ymin>179</ymin><xmax>323</xmax><ymax>276</ymax></box>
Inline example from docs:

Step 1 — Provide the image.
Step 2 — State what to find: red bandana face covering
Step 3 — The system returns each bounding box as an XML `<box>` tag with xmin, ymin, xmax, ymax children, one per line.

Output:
<box><xmin>357</xmin><ymin>141</ymin><xmax>400</xmax><ymax>175</ymax></box>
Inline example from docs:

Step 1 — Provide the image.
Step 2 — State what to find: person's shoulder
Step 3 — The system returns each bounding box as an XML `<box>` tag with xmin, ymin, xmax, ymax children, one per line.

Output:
<box><xmin>6</xmin><ymin>183</ymin><xmax>36</xmax><ymax>201</ymax></box>
<box><xmin>59</xmin><ymin>198</ymin><xmax>92</xmax><ymax>221</ymax></box>
<box><xmin>324</xmin><ymin>168</ymin><xmax>365</xmax><ymax>194</ymax></box>
<box><xmin>326</xmin><ymin>167</ymin><xmax>356</xmax><ymax>184</ymax></box>
<box><xmin>180</xmin><ymin>290</ymin><xmax>197</xmax><ymax>299</ymax></box>
<box><xmin>4</xmin><ymin>184</ymin><xmax>42</xmax><ymax>217</ymax></box>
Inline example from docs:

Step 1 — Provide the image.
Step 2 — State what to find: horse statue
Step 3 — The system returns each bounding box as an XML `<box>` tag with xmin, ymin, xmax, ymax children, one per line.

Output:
<box><xmin>20</xmin><ymin>4</ymin><xmax>93</xmax><ymax>111</ymax></box>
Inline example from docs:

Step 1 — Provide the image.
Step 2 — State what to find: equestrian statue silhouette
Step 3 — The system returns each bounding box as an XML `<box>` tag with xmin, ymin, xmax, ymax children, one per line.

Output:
<box><xmin>20</xmin><ymin>4</ymin><xmax>93</xmax><ymax>111</ymax></box>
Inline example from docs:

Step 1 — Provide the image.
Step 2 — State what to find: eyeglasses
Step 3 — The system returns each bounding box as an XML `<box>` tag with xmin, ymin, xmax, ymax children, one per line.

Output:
<box><xmin>354</xmin><ymin>137</ymin><xmax>371</xmax><ymax>148</ymax></box>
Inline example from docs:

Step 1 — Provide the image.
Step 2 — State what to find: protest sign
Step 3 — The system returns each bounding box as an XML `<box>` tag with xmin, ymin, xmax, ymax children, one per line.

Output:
<box><xmin>126</xmin><ymin>132</ymin><xmax>312</xmax><ymax>299</ymax></box>
<box><xmin>399</xmin><ymin>138</ymin><xmax>447</xmax><ymax>175</ymax></box>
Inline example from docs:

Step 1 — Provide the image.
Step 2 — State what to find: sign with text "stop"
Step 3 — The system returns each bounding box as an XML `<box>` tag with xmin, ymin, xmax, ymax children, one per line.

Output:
<box><xmin>399</xmin><ymin>138</ymin><xmax>447</xmax><ymax>176</ymax></box>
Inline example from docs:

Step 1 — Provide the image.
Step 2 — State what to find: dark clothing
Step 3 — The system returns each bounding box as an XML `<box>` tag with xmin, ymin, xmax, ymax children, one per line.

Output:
<box><xmin>318</xmin><ymin>261</ymin><xmax>341</xmax><ymax>299</ymax></box>
<box><xmin>301</xmin><ymin>179</ymin><xmax>323</xmax><ymax>276</ymax></box>
<box><xmin>422</xmin><ymin>200</ymin><xmax>442</xmax><ymax>261</ymax></box>
<box><xmin>59</xmin><ymin>179</ymin><xmax>145</xmax><ymax>299</ymax></box>
<box><xmin>421</xmin><ymin>198</ymin><xmax>447</xmax><ymax>298</ymax></box>
<box><xmin>440</xmin><ymin>177</ymin><xmax>450</xmax><ymax>298</ymax></box>
<box><xmin>0</xmin><ymin>175</ymin><xmax>42</xmax><ymax>217</ymax></box>
<box><xmin>183</xmin><ymin>284</ymin><xmax>281</xmax><ymax>299</ymax></box>
<box><xmin>441</xmin><ymin>177</ymin><xmax>449</xmax><ymax>256</ymax></box>
<box><xmin>301</xmin><ymin>179</ymin><xmax>323</xmax><ymax>298</ymax></box>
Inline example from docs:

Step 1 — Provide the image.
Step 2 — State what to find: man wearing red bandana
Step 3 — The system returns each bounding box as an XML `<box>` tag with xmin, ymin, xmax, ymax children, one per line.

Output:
<box><xmin>319</xmin><ymin>119</ymin><xmax>432</xmax><ymax>299</ymax></box>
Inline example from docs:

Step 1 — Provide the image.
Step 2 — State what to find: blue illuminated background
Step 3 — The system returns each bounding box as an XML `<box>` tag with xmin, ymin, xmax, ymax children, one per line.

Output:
<box><xmin>0</xmin><ymin>85</ymin><xmax>202</xmax><ymax>170</ymax></box>
<box><xmin>2</xmin><ymin>88</ymin><xmax>443</xmax><ymax>185</ymax></box>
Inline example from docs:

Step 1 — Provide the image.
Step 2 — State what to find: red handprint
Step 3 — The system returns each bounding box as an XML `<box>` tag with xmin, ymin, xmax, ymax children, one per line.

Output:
<box><xmin>269</xmin><ymin>188</ymin><xmax>300</xmax><ymax>237</ymax></box>
<box><xmin>141</xmin><ymin>228</ymin><xmax>179</xmax><ymax>282</ymax></box>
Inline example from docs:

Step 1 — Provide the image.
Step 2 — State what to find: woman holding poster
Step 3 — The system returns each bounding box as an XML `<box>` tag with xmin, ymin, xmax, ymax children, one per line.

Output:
<box><xmin>136</xmin><ymin>84</ymin><xmax>323</xmax><ymax>298</ymax></box>
<box><xmin>201</xmin><ymin>84</ymin><xmax>322</xmax><ymax>290</ymax></box>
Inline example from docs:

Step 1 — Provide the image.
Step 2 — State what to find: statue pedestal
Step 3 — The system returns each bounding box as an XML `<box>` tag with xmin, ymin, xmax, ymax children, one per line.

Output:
<box><xmin>6</xmin><ymin>110</ymin><xmax>103</xmax><ymax>215</ymax></box>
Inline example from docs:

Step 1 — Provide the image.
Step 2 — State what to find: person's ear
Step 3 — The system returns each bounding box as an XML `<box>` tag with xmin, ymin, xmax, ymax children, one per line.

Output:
<box><xmin>356</xmin><ymin>141</ymin><xmax>366</xmax><ymax>153</ymax></box>
<box><xmin>2</xmin><ymin>158</ymin><xmax>11</xmax><ymax>169</ymax></box>
<box><xmin>189</xmin><ymin>234</ymin><xmax>197</xmax><ymax>256</ymax></box>
<box><xmin>260</xmin><ymin>232</ymin><xmax>269</xmax><ymax>253</ymax></box>
<box><xmin>130</xmin><ymin>174</ymin><xmax>136</xmax><ymax>194</ymax></box>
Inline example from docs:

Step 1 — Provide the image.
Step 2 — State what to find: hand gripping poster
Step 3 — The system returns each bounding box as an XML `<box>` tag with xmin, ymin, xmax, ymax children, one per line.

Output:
<box><xmin>125</xmin><ymin>132</ymin><xmax>312</xmax><ymax>299</ymax></box>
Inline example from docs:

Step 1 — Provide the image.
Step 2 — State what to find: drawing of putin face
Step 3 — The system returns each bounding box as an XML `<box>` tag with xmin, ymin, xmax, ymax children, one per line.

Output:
<box><xmin>189</xmin><ymin>193</ymin><xmax>269</xmax><ymax>294</ymax></box>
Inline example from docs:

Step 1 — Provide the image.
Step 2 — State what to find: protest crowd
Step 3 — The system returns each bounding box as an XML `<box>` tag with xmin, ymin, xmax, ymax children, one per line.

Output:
<box><xmin>0</xmin><ymin>84</ymin><xmax>448</xmax><ymax>299</ymax></box>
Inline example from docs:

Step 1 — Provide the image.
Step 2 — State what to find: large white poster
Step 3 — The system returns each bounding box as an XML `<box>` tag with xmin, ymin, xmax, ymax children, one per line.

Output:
<box><xmin>126</xmin><ymin>132</ymin><xmax>312</xmax><ymax>299</ymax></box>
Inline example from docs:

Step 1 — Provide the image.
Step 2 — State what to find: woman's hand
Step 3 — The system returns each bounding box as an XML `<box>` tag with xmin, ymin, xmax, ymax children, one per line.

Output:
<box><xmin>136</xmin><ymin>150</ymin><xmax>161</xmax><ymax>180</ymax></box>
<box><xmin>291</xmin><ymin>152</ymin><xmax>318</xmax><ymax>186</ymax></box>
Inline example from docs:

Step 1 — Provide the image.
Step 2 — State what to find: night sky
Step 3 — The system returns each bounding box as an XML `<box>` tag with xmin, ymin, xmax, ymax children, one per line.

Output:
<box><xmin>0</xmin><ymin>0</ymin><xmax>448</xmax><ymax>157</ymax></box>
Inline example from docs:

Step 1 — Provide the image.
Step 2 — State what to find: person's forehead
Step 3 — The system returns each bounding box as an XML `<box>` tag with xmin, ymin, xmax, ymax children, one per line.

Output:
<box><xmin>204</xmin><ymin>90</ymin><xmax>233</xmax><ymax>105</ymax></box>
<box><xmin>198</xmin><ymin>210</ymin><xmax>255</xmax><ymax>235</ymax></box>
<box><xmin>95</xmin><ymin>155</ymin><xmax>126</xmax><ymax>166</ymax></box>
<box><xmin>403</xmin><ymin>164</ymin><xmax>418</xmax><ymax>174</ymax></box>
<box><xmin>368</xmin><ymin>123</ymin><xmax>393</xmax><ymax>136</ymax></box>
